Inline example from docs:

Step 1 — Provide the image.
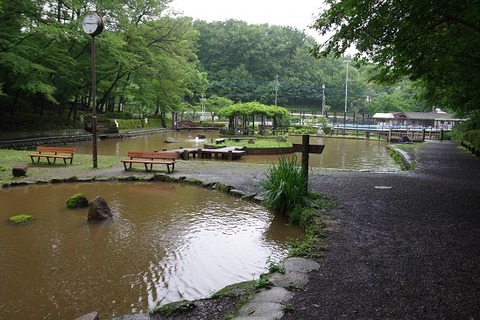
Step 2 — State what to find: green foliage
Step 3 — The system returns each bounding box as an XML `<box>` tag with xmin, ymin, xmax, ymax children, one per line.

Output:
<box><xmin>8</xmin><ymin>215</ymin><xmax>34</xmax><ymax>224</ymax></box>
<box><xmin>150</xmin><ymin>301</ymin><xmax>195</xmax><ymax>316</ymax></box>
<box><xmin>113</xmin><ymin>119</ymin><xmax>165</xmax><ymax>130</ymax></box>
<box><xmin>221</xmin><ymin>140</ymin><xmax>291</xmax><ymax>149</ymax></box>
<box><xmin>0</xmin><ymin>111</ymin><xmax>82</xmax><ymax>132</ymax></box>
<box><xmin>210</xmin><ymin>281</ymin><xmax>257</xmax><ymax>299</ymax></box>
<box><xmin>288</xmin><ymin>127</ymin><xmax>318</xmax><ymax>135</ymax></box>
<box><xmin>465</xmin><ymin>130</ymin><xmax>480</xmax><ymax>150</ymax></box>
<box><xmin>387</xmin><ymin>147</ymin><xmax>416</xmax><ymax>171</ymax></box>
<box><xmin>254</xmin><ymin>274</ymin><xmax>273</xmax><ymax>289</ymax></box>
<box><xmin>197</xmin><ymin>121</ymin><xmax>226</xmax><ymax>128</ymax></box>
<box><xmin>289</xmin><ymin>225</ymin><xmax>326</xmax><ymax>258</ymax></box>
<box><xmin>312</xmin><ymin>0</ymin><xmax>480</xmax><ymax>115</ymax></box>
<box><xmin>0</xmin><ymin>1</ymin><xmax>201</xmax><ymax>132</ymax></box>
<box><xmin>194</xmin><ymin>20</ymin><xmax>369</xmax><ymax>111</ymax></box>
<box><xmin>262</xmin><ymin>155</ymin><xmax>307</xmax><ymax>216</ymax></box>
<box><xmin>266</xmin><ymin>257</ymin><xmax>285</xmax><ymax>274</ymax></box>
<box><xmin>66</xmin><ymin>193</ymin><xmax>89</xmax><ymax>209</ymax></box>
<box><xmin>218</xmin><ymin>102</ymin><xmax>290</xmax><ymax>131</ymax></box>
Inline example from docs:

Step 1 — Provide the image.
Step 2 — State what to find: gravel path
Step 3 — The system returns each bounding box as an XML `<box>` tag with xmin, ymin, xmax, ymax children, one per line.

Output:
<box><xmin>283</xmin><ymin>140</ymin><xmax>480</xmax><ymax>319</ymax></box>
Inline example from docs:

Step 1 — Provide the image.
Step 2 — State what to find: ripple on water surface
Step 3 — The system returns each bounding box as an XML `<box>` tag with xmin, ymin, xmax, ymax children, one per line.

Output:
<box><xmin>0</xmin><ymin>181</ymin><xmax>303</xmax><ymax>319</ymax></box>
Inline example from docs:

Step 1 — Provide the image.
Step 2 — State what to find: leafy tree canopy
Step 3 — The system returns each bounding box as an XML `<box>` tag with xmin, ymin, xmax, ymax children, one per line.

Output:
<box><xmin>311</xmin><ymin>0</ymin><xmax>480</xmax><ymax>115</ymax></box>
<box><xmin>0</xmin><ymin>0</ymin><xmax>201</xmax><ymax>131</ymax></box>
<box><xmin>218</xmin><ymin>101</ymin><xmax>289</xmax><ymax>119</ymax></box>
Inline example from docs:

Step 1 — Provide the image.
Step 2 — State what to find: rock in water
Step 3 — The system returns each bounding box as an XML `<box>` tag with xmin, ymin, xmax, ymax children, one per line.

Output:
<box><xmin>165</xmin><ymin>137</ymin><xmax>178</xmax><ymax>143</ymax></box>
<box><xmin>87</xmin><ymin>196</ymin><xmax>113</xmax><ymax>222</ymax></box>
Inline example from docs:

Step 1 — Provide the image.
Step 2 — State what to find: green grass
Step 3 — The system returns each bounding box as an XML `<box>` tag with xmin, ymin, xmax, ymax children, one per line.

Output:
<box><xmin>0</xmin><ymin>149</ymin><xmax>123</xmax><ymax>184</ymax></box>
<box><xmin>219</xmin><ymin>139</ymin><xmax>292</xmax><ymax>148</ymax></box>
<box><xmin>262</xmin><ymin>155</ymin><xmax>307</xmax><ymax>216</ymax></box>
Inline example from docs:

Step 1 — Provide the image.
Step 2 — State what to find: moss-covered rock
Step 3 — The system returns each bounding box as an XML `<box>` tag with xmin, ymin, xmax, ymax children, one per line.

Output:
<box><xmin>9</xmin><ymin>215</ymin><xmax>34</xmax><ymax>224</ymax></box>
<box><xmin>66</xmin><ymin>193</ymin><xmax>89</xmax><ymax>209</ymax></box>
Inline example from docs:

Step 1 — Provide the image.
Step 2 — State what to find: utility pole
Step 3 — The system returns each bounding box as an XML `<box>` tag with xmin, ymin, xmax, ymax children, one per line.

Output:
<box><xmin>344</xmin><ymin>57</ymin><xmax>351</xmax><ymax>134</ymax></box>
<box><xmin>321</xmin><ymin>84</ymin><xmax>326</xmax><ymax>117</ymax></box>
<box><xmin>344</xmin><ymin>58</ymin><xmax>350</xmax><ymax>114</ymax></box>
<box><xmin>274</xmin><ymin>75</ymin><xmax>279</xmax><ymax>106</ymax></box>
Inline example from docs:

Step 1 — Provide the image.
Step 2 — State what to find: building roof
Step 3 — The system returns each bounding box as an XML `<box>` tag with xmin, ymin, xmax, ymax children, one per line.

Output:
<box><xmin>373</xmin><ymin>110</ymin><xmax>456</xmax><ymax>121</ymax></box>
<box><xmin>372</xmin><ymin>113</ymin><xmax>395</xmax><ymax>119</ymax></box>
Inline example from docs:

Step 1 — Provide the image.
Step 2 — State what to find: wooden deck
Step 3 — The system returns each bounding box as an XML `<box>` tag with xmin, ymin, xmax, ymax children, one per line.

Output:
<box><xmin>172</xmin><ymin>146</ymin><xmax>246</xmax><ymax>161</ymax></box>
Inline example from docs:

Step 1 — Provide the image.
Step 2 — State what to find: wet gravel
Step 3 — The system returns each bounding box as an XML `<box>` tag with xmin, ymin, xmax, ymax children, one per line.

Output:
<box><xmin>283</xmin><ymin>141</ymin><xmax>480</xmax><ymax>319</ymax></box>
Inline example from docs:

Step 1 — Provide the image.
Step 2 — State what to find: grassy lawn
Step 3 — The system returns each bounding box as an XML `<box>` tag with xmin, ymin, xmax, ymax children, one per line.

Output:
<box><xmin>0</xmin><ymin>149</ymin><xmax>123</xmax><ymax>184</ymax></box>
<box><xmin>220</xmin><ymin>139</ymin><xmax>292</xmax><ymax>148</ymax></box>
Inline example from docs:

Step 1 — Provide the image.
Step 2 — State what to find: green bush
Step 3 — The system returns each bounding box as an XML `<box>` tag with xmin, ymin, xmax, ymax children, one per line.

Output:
<box><xmin>465</xmin><ymin>130</ymin><xmax>480</xmax><ymax>149</ymax></box>
<box><xmin>262</xmin><ymin>155</ymin><xmax>307</xmax><ymax>217</ymax></box>
<box><xmin>0</xmin><ymin>111</ymin><xmax>82</xmax><ymax>132</ymax></box>
<box><xmin>197</xmin><ymin>121</ymin><xmax>227</xmax><ymax>128</ymax></box>
<box><xmin>288</xmin><ymin>126</ymin><xmax>318</xmax><ymax>135</ymax></box>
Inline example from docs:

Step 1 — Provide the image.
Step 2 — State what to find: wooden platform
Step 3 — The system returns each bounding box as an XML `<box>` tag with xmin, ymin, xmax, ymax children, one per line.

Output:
<box><xmin>172</xmin><ymin>146</ymin><xmax>246</xmax><ymax>161</ymax></box>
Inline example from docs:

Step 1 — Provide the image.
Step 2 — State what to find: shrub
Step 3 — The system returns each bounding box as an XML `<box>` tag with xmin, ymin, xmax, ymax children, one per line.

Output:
<box><xmin>262</xmin><ymin>155</ymin><xmax>307</xmax><ymax>217</ymax></box>
<box><xmin>465</xmin><ymin>130</ymin><xmax>480</xmax><ymax>149</ymax></box>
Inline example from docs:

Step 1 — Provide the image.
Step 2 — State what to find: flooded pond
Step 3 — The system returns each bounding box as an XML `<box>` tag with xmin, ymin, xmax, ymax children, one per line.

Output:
<box><xmin>0</xmin><ymin>182</ymin><xmax>303</xmax><ymax>319</ymax></box>
<box><xmin>71</xmin><ymin>130</ymin><xmax>398</xmax><ymax>171</ymax></box>
<box><xmin>0</xmin><ymin>130</ymin><xmax>398</xmax><ymax>318</ymax></box>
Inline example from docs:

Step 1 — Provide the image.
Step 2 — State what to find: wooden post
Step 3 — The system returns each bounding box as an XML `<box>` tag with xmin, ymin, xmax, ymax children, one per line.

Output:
<box><xmin>301</xmin><ymin>134</ymin><xmax>309</xmax><ymax>192</ymax></box>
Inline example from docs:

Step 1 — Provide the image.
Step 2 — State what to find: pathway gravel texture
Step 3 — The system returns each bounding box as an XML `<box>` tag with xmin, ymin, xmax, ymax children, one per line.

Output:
<box><xmin>282</xmin><ymin>140</ymin><xmax>480</xmax><ymax>319</ymax></box>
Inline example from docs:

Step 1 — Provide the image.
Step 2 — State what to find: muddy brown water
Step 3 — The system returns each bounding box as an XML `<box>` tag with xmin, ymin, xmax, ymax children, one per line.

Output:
<box><xmin>0</xmin><ymin>182</ymin><xmax>303</xmax><ymax>319</ymax></box>
<box><xmin>71</xmin><ymin>130</ymin><xmax>398</xmax><ymax>171</ymax></box>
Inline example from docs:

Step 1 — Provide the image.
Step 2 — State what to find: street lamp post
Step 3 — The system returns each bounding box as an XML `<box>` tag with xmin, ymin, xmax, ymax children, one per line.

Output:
<box><xmin>344</xmin><ymin>57</ymin><xmax>351</xmax><ymax>134</ymax></box>
<box><xmin>82</xmin><ymin>12</ymin><xmax>104</xmax><ymax>168</ymax></box>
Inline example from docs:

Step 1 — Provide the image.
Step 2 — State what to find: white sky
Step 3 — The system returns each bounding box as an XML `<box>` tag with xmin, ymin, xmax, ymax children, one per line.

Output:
<box><xmin>168</xmin><ymin>0</ymin><xmax>324</xmax><ymax>39</ymax></box>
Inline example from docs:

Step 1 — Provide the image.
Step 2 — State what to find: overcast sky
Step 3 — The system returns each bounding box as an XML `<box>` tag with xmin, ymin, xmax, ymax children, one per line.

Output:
<box><xmin>168</xmin><ymin>0</ymin><xmax>324</xmax><ymax>39</ymax></box>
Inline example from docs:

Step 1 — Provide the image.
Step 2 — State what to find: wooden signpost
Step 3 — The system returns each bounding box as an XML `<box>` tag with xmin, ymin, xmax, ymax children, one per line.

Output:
<box><xmin>292</xmin><ymin>134</ymin><xmax>325</xmax><ymax>191</ymax></box>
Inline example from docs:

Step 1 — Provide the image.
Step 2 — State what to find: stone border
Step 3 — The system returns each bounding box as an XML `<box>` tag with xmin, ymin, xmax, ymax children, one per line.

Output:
<box><xmin>1</xmin><ymin>172</ymin><xmax>264</xmax><ymax>204</ymax></box>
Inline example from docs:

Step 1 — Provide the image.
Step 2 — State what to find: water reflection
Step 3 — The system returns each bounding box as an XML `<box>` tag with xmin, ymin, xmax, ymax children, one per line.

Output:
<box><xmin>71</xmin><ymin>130</ymin><xmax>398</xmax><ymax>171</ymax></box>
<box><xmin>0</xmin><ymin>182</ymin><xmax>303</xmax><ymax>319</ymax></box>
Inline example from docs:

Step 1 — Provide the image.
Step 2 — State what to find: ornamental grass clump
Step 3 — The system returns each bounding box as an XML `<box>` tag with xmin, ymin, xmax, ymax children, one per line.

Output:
<box><xmin>262</xmin><ymin>155</ymin><xmax>307</xmax><ymax>218</ymax></box>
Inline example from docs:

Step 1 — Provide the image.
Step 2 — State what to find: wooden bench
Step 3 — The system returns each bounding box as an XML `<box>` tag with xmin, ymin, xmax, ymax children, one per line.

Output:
<box><xmin>121</xmin><ymin>151</ymin><xmax>179</xmax><ymax>172</ymax></box>
<box><xmin>28</xmin><ymin>146</ymin><xmax>76</xmax><ymax>164</ymax></box>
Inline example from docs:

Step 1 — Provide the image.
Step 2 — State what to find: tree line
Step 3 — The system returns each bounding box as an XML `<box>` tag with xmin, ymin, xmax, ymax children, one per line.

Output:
<box><xmin>2</xmin><ymin>0</ymin><xmax>459</xmax><ymax>133</ymax></box>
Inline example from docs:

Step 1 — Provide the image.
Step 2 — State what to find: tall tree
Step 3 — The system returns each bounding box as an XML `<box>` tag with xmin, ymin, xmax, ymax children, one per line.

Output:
<box><xmin>311</xmin><ymin>0</ymin><xmax>480</xmax><ymax>115</ymax></box>
<box><xmin>0</xmin><ymin>0</ymin><xmax>202</xmax><ymax>131</ymax></box>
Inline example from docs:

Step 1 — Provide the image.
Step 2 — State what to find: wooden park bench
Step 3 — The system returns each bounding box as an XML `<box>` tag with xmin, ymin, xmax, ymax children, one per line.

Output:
<box><xmin>28</xmin><ymin>146</ymin><xmax>76</xmax><ymax>164</ymax></box>
<box><xmin>121</xmin><ymin>151</ymin><xmax>180</xmax><ymax>173</ymax></box>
